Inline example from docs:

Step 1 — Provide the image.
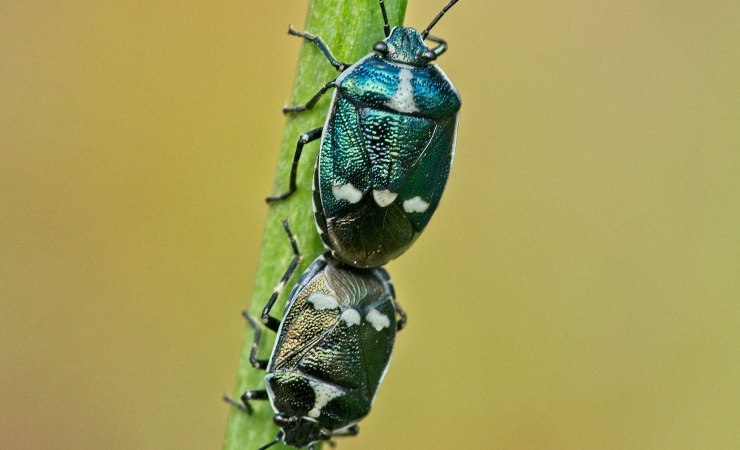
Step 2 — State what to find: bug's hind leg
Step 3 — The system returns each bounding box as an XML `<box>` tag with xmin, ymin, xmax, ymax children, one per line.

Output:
<box><xmin>266</xmin><ymin>127</ymin><xmax>322</xmax><ymax>203</ymax></box>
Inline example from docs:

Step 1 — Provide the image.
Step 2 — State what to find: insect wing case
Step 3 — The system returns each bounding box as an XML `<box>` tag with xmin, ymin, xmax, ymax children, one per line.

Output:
<box><xmin>316</xmin><ymin>53</ymin><xmax>460</xmax><ymax>268</ymax></box>
<box><xmin>266</xmin><ymin>256</ymin><xmax>397</xmax><ymax>430</ymax></box>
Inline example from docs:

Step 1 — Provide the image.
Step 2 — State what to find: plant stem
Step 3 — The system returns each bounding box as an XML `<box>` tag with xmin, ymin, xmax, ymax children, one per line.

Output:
<box><xmin>222</xmin><ymin>1</ymin><xmax>407</xmax><ymax>449</ymax></box>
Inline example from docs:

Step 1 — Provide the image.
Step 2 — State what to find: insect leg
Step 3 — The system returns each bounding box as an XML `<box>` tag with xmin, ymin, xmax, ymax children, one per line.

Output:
<box><xmin>241</xmin><ymin>311</ymin><xmax>269</xmax><ymax>369</ymax></box>
<box><xmin>222</xmin><ymin>320</ymin><xmax>272</xmax><ymax>412</ymax></box>
<box><xmin>332</xmin><ymin>424</ymin><xmax>360</xmax><ymax>437</ymax></box>
<box><xmin>266</xmin><ymin>127</ymin><xmax>322</xmax><ymax>203</ymax></box>
<box><xmin>258</xmin><ymin>432</ymin><xmax>284</xmax><ymax>450</ymax></box>
<box><xmin>224</xmin><ymin>225</ymin><xmax>303</xmax><ymax>419</ymax></box>
<box><xmin>425</xmin><ymin>34</ymin><xmax>448</xmax><ymax>57</ymax></box>
<box><xmin>222</xmin><ymin>322</ymin><xmax>272</xmax><ymax>414</ymax></box>
<box><xmin>287</xmin><ymin>26</ymin><xmax>347</xmax><ymax>71</ymax></box>
<box><xmin>283</xmin><ymin>81</ymin><xmax>336</xmax><ymax>114</ymax></box>
<box><xmin>394</xmin><ymin>300</ymin><xmax>407</xmax><ymax>332</ymax></box>
<box><xmin>259</xmin><ymin>220</ymin><xmax>303</xmax><ymax>332</ymax></box>
<box><xmin>222</xmin><ymin>389</ymin><xmax>268</xmax><ymax>415</ymax></box>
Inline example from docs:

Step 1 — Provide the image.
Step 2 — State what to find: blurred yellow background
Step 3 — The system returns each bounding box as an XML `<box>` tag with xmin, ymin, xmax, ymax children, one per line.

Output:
<box><xmin>2</xmin><ymin>1</ymin><xmax>739</xmax><ymax>449</ymax></box>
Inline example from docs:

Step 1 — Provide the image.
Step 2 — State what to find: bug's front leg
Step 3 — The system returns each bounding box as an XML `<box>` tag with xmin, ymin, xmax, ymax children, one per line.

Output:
<box><xmin>425</xmin><ymin>34</ymin><xmax>448</xmax><ymax>57</ymax></box>
<box><xmin>288</xmin><ymin>26</ymin><xmax>347</xmax><ymax>71</ymax></box>
<box><xmin>281</xmin><ymin>25</ymin><xmax>342</xmax><ymax>115</ymax></box>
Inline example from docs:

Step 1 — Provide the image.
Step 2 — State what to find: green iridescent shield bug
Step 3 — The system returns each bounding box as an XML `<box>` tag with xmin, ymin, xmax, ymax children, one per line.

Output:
<box><xmin>226</xmin><ymin>221</ymin><xmax>405</xmax><ymax>449</ymax></box>
<box><xmin>268</xmin><ymin>0</ymin><xmax>462</xmax><ymax>268</ymax></box>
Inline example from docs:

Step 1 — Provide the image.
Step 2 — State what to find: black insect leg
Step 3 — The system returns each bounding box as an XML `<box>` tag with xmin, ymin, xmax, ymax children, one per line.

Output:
<box><xmin>224</xmin><ymin>221</ymin><xmax>303</xmax><ymax>415</ymax></box>
<box><xmin>222</xmin><ymin>394</ymin><xmax>247</xmax><ymax>412</ymax></box>
<box><xmin>287</xmin><ymin>26</ymin><xmax>348</xmax><ymax>72</ymax></box>
<box><xmin>323</xmin><ymin>424</ymin><xmax>359</xmax><ymax>448</ymax></box>
<box><xmin>394</xmin><ymin>301</ymin><xmax>408</xmax><ymax>332</ymax></box>
<box><xmin>283</xmin><ymin>81</ymin><xmax>336</xmax><ymax>114</ymax></box>
<box><xmin>332</xmin><ymin>424</ymin><xmax>360</xmax><ymax>437</ymax></box>
<box><xmin>258</xmin><ymin>431</ymin><xmax>284</xmax><ymax>450</ymax></box>
<box><xmin>240</xmin><ymin>390</ymin><xmax>269</xmax><ymax>414</ymax></box>
<box><xmin>222</xmin><ymin>390</ymin><xmax>268</xmax><ymax>415</ymax></box>
<box><xmin>425</xmin><ymin>34</ymin><xmax>448</xmax><ymax>57</ymax></box>
<box><xmin>222</xmin><ymin>312</ymin><xmax>271</xmax><ymax>413</ymax></box>
<box><xmin>266</xmin><ymin>127</ymin><xmax>323</xmax><ymax>203</ymax></box>
<box><xmin>259</xmin><ymin>220</ymin><xmax>303</xmax><ymax>331</ymax></box>
<box><xmin>282</xmin><ymin>25</ymin><xmax>341</xmax><ymax>114</ymax></box>
<box><xmin>242</xmin><ymin>311</ymin><xmax>269</xmax><ymax>369</ymax></box>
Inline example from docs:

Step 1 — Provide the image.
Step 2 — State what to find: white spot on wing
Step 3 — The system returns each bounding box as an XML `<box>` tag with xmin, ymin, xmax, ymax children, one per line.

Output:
<box><xmin>365</xmin><ymin>308</ymin><xmax>391</xmax><ymax>331</ymax></box>
<box><xmin>340</xmin><ymin>309</ymin><xmax>361</xmax><ymax>327</ymax></box>
<box><xmin>307</xmin><ymin>293</ymin><xmax>339</xmax><ymax>310</ymax></box>
<box><xmin>403</xmin><ymin>196</ymin><xmax>430</xmax><ymax>213</ymax></box>
<box><xmin>372</xmin><ymin>189</ymin><xmax>398</xmax><ymax>207</ymax></box>
<box><xmin>332</xmin><ymin>183</ymin><xmax>363</xmax><ymax>204</ymax></box>
<box><xmin>307</xmin><ymin>380</ymin><xmax>344</xmax><ymax>418</ymax></box>
<box><xmin>385</xmin><ymin>68</ymin><xmax>419</xmax><ymax>113</ymax></box>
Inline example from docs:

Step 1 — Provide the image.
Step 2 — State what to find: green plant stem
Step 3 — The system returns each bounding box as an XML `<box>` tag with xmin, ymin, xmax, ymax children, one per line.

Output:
<box><xmin>222</xmin><ymin>1</ymin><xmax>407</xmax><ymax>449</ymax></box>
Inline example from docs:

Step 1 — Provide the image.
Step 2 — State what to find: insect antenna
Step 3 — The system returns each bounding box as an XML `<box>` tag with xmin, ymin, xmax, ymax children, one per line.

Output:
<box><xmin>421</xmin><ymin>0</ymin><xmax>459</xmax><ymax>39</ymax></box>
<box><xmin>378</xmin><ymin>0</ymin><xmax>391</xmax><ymax>36</ymax></box>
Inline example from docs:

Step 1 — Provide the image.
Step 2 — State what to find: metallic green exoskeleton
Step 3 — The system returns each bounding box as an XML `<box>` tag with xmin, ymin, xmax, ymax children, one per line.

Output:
<box><xmin>268</xmin><ymin>0</ymin><xmax>462</xmax><ymax>268</ymax></box>
<box><xmin>229</xmin><ymin>221</ymin><xmax>405</xmax><ymax>450</ymax></box>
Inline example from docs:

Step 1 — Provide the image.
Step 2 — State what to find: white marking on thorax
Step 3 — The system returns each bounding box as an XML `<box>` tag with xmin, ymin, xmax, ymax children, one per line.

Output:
<box><xmin>385</xmin><ymin>68</ymin><xmax>419</xmax><ymax>113</ymax></box>
<box><xmin>340</xmin><ymin>309</ymin><xmax>361</xmax><ymax>327</ymax></box>
<box><xmin>402</xmin><ymin>196</ymin><xmax>430</xmax><ymax>213</ymax></box>
<box><xmin>332</xmin><ymin>183</ymin><xmax>363</xmax><ymax>204</ymax></box>
<box><xmin>307</xmin><ymin>380</ymin><xmax>344</xmax><ymax>418</ymax></box>
<box><xmin>372</xmin><ymin>189</ymin><xmax>398</xmax><ymax>207</ymax></box>
<box><xmin>365</xmin><ymin>309</ymin><xmax>391</xmax><ymax>331</ymax></box>
<box><xmin>307</xmin><ymin>292</ymin><xmax>340</xmax><ymax>310</ymax></box>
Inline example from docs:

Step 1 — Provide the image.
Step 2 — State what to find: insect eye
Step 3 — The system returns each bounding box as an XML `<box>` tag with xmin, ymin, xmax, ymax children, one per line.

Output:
<box><xmin>373</xmin><ymin>41</ymin><xmax>388</xmax><ymax>54</ymax></box>
<box><xmin>423</xmin><ymin>50</ymin><xmax>437</xmax><ymax>61</ymax></box>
